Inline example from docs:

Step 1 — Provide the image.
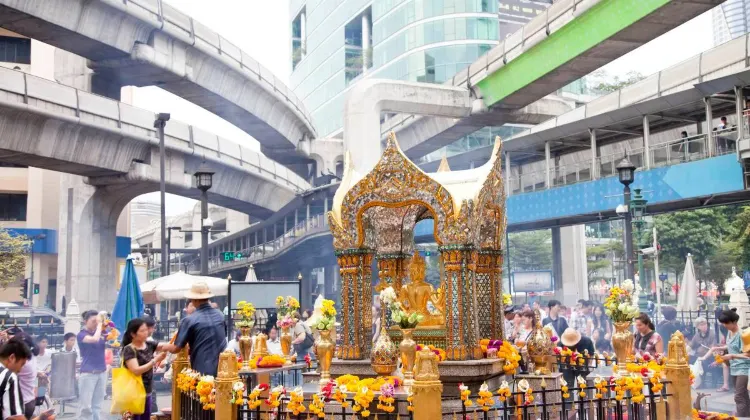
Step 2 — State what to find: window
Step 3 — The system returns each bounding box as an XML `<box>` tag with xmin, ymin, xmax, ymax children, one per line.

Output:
<box><xmin>0</xmin><ymin>194</ymin><xmax>26</xmax><ymax>221</ymax></box>
<box><xmin>0</xmin><ymin>36</ymin><xmax>31</xmax><ymax>65</ymax></box>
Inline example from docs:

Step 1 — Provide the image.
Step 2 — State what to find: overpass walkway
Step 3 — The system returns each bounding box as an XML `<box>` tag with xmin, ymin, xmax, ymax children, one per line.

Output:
<box><xmin>0</xmin><ymin>0</ymin><xmax>317</xmax><ymax>162</ymax></box>
<box><xmin>0</xmin><ymin>66</ymin><xmax>309</xmax><ymax>217</ymax></box>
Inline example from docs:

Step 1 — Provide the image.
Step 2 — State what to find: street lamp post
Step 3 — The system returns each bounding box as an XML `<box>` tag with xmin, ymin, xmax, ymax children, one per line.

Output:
<box><xmin>166</xmin><ymin>226</ymin><xmax>182</xmax><ymax>275</ymax></box>
<box><xmin>616</xmin><ymin>157</ymin><xmax>636</xmax><ymax>281</ymax></box>
<box><xmin>194</xmin><ymin>163</ymin><xmax>215</xmax><ymax>276</ymax></box>
<box><xmin>630</xmin><ymin>188</ymin><xmax>649</xmax><ymax>295</ymax></box>
<box><xmin>154</xmin><ymin>113</ymin><xmax>171</xmax><ymax>277</ymax></box>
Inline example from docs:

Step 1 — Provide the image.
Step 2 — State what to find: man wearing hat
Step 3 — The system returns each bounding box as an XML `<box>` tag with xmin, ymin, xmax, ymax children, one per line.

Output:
<box><xmin>165</xmin><ymin>282</ymin><xmax>226</xmax><ymax>376</ymax></box>
<box><xmin>558</xmin><ymin>328</ymin><xmax>596</xmax><ymax>385</ymax></box>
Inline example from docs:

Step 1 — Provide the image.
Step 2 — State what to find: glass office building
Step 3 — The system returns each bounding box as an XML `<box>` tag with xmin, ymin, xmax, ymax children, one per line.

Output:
<box><xmin>712</xmin><ymin>0</ymin><xmax>749</xmax><ymax>46</ymax></box>
<box><xmin>290</xmin><ymin>0</ymin><xmax>500</xmax><ymax>138</ymax></box>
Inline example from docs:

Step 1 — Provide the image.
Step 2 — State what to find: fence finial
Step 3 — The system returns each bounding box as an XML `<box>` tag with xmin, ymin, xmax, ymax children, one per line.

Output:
<box><xmin>664</xmin><ymin>330</ymin><xmax>691</xmax><ymax>420</ymax></box>
<box><xmin>412</xmin><ymin>349</ymin><xmax>442</xmax><ymax>420</ymax></box>
<box><xmin>215</xmin><ymin>350</ymin><xmax>239</xmax><ymax>420</ymax></box>
<box><xmin>666</xmin><ymin>331</ymin><xmax>688</xmax><ymax>366</ymax></box>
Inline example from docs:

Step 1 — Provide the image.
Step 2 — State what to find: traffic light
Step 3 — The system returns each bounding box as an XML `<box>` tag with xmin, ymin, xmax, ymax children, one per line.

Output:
<box><xmin>20</xmin><ymin>280</ymin><xmax>28</xmax><ymax>300</ymax></box>
<box><xmin>33</xmin><ymin>283</ymin><xmax>39</xmax><ymax>295</ymax></box>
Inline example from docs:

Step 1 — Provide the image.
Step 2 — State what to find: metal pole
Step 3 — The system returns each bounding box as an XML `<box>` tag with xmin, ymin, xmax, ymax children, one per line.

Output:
<box><xmin>653</xmin><ymin>228</ymin><xmax>661</xmax><ymax>316</ymax></box>
<box><xmin>623</xmin><ymin>185</ymin><xmax>634</xmax><ymax>280</ymax></box>
<box><xmin>154</xmin><ymin>113</ymin><xmax>171</xmax><ymax>277</ymax></box>
<box><xmin>643</xmin><ymin>115</ymin><xmax>651</xmax><ymax>169</ymax></box>
<box><xmin>166</xmin><ymin>228</ymin><xmax>172</xmax><ymax>275</ymax></box>
<box><xmin>590</xmin><ymin>129</ymin><xmax>597</xmax><ymax>179</ymax></box>
<box><xmin>201</xmin><ymin>189</ymin><xmax>209</xmax><ymax>276</ymax></box>
<box><xmin>29</xmin><ymin>244</ymin><xmax>34</xmax><ymax>306</ymax></box>
<box><xmin>545</xmin><ymin>141</ymin><xmax>551</xmax><ymax>188</ymax></box>
<box><xmin>705</xmin><ymin>97</ymin><xmax>714</xmax><ymax>156</ymax></box>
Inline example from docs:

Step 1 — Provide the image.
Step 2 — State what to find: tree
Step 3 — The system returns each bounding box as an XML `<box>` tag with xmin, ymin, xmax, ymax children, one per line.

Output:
<box><xmin>506</xmin><ymin>230</ymin><xmax>552</xmax><ymax>272</ymax></box>
<box><xmin>705</xmin><ymin>239</ymin><xmax>741</xmax><ymax>295</ymax></box>
<box><xmin>0</xmin><ymin>228</ymin><xmax>30</xmax><ymax>288</ymax></box>
<box><xmin>652</xmin><ymin>209</ymin><xmax>729</xmax><ymax>275</ymax></box>
<box><xmin>588</xmin><ymin>70</ymin><xmax>646</xmax><ymax>95</ymax></box>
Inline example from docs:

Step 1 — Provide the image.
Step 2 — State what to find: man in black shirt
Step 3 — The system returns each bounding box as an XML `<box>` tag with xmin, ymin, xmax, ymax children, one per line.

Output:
<box><xmin>542</xmin><ymin>300</ymin><xmax>569</xmax><ymax>337</ymax></box>
<box><xmin>558</xmin><ymin>328</ymin><xmax>596</xmax><ymax>387</ymax></box>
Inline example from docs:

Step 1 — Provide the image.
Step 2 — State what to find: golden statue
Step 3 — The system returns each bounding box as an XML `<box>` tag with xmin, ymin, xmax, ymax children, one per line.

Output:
<box><xmin>400</xmin><ymin>251</ymin><xmax>444</xmax><ymax>327</ymax></box>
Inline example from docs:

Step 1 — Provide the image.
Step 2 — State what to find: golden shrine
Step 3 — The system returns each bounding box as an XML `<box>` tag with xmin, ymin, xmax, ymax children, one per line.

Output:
<box><xmin>327</xmin><ymin>132</ymin><xmax>507</xmax><ymax>361</ymax></box>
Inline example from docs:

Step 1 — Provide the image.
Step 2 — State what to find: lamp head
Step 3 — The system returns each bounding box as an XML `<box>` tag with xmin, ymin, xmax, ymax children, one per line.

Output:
<box><xmin>194</xmin><ymin>162</ymin><xmax>215</xmax><ymax>191</ymax></box>
<box><xmin>616</xmin><ymin>157</ymin><xmax>636</xmax><ymax>186</ymax></box>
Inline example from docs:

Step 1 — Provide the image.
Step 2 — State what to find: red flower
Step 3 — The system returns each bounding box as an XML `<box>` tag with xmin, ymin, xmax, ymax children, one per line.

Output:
<box><xmin>304</xmin><ymin>354</ymin><xmax>312</xmax><ymax>367</ymax></box>
<box><xmin>321</xmin><ymin>381</ymin><xmax>334</xmax><ymax>400</ymax></box>
<box><xmin>553</xmin><ymin>347</ymin><xmax>561</xmax><ymax>355</ymax></box>
<box><xmin>640</xmin><ymin>367</ymin><xmax>649</xmax><ymax>377</ymax></box>
<box><xmin>258</xmin><ymin>383</ymin><xmax>270</xmax><ymax>391</ymax></box>
<box><xmin>392</xmin><ymin>377</ymin><xmax>401</xmax><ymax>387</ymax></box>
<box><xmin>416</xmin><ymin>344</ymin><xmax>423</xmax><ymax>351</ymax></box>
<box><xmin>643</xmin><ymin>353</ymin><xmax>651</xmax><ymax>361</ymax></box>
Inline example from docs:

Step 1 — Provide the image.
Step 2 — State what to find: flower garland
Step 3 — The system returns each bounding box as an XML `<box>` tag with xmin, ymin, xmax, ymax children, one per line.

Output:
<box><xmin>650</xmin><ymin>376</ymin><xmax>664</xmax><ymax>394</ymax></box>
<box><xmin>518</xmin><ymin>380</ymin><xmax>533</xmax><ymax>405</ymax></box>
<box><xmin>288</xmin><ymin>387</ymin><xmax>306</xmax><ymax>416</ymax></box>
<box><xmin>309</xmin><ymin>393</ymin><xmax>326</xmax><ymax>418</ymax></box>
<box><xmin>230</xmin><ymin>381</ymin><xmax>246</xmax><ymax>406</ymax></box>
<box><xmin>576</xmin><ymin>376</ymin><xmax>587</xmax><ymax>398</ymax></box>
<box><xmin>249</xmin><ymin>354</ymin><xmax>287</xmax><ymax>369</ymax></box>
<box><xmin>265</xmin><ymin>385</ymin><xmax>285</xmax><ymax>409</ymax></box>
<box><xmin>376</xmin><ymin>382</ymin><xmax>396</xmax><ymax>413</ymax></box>
<box><xmin>406</xmin><ymin>389</ymin><xmax>415</xmax><ymax>412</ymax></box>
<box><xmin>593</xmin><ymin>376</ymin><xmax>607</xmax><ymax>399</ymax></box>
<box><xmin>196</xmin><ymin>376</ymin><xmax>216</xmax><ymax>410</ymax></box>
<box><xmin>334</xmin><ymin>375</ymin><xmax>401</xmax><ymax>392</ymax></box>
<box><xmin>560</xmin><ymin>378</ymin><xmax>570</xmax><ymax>399</ymax></box>
<box><xmin>692</xmin><ymin>409</ymin><xmax>737</xmax><ymax>420</ymax></box>
<box><xmin>352</xmin><ymin>386</ymin><xmax>375</xmax><ymax>417</ymax></box>
<box><xmin>496</xmin><ymin>381</ymin><xmax>512</xmax><ymax>403</ymax></box>
<box><xmin>476</xmin><ymin>383</ymin><xmax>494</xmax><ymax>411</ymax></box>
<box><xmin>332</xmin><ymin>385</ymin><xmax>350</xmax><ymax>408</ymax></box>
<box><xmin>497</xmin><ymin>341</ymin><xmax>521</xmax><ymax>375</ymax></box>
<box><xmin>176</xmin><ymin>369</ymin><xmax>201</xmax><ymax>393</ymax></box>
<box><xmin>246</xmin><ymin>384</ymin><xmax>267</xmax><ymax>410</ymax></box>
<box><xmin>459</xmin><ymin>383</ymin><xmax>473</xmax><ymax>407</ymax></box>
<box><xmin>416</xmin><ymin>344</ymin><xmax>446</xmax><ymax>361</ymax></box>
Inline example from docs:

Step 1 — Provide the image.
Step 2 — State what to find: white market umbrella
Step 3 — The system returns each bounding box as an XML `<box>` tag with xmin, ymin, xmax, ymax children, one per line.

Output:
<box><xmin>244</xmin><ymin>265</ymin><xmax>258</xmax><ymax>282</ymax></box>
<box><xmin>140</xmin><ymin>271</ymin><xmax>228</xmax><ymax>303</ymax></box>
<box><xmin>677</xmin><ymin>254</ymin><xmax>699</xmax><ymax>311</ymax></box>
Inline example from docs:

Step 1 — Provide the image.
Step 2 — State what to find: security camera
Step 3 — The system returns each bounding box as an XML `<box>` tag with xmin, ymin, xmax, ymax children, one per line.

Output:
<box><xmin>641</xmin><ymin>247</ymin><xmax>656</xmax><ymax>256</ymax></box>
<box><xmin>203</xmin><ymin>217</ymin><xmax>214</xmax><ymax>228</ymax></box>
<box><xmin>615</xmin><ymin>204</ymin><xmax>629</xmax><ymax>215</ymax></box>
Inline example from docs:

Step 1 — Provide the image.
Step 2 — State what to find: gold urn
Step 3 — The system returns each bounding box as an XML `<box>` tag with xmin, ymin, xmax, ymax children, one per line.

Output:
<box><xmin>238</xmin><ymin>326</ymin><xmax>253</xmax><ymax>371</ymax></box>
<box><xmin>280</xmin><ymin>325</ymin><xmax>293</xmax><ymax>365</ymax></box>
<box><xmin>612</xmin><ymin>321</ymin><xmax>634</xmax><ymax>372</ymax></box>
<box><xmin>526</xmin><ymin>309</ymin><xmax>553</xmax><ymax>374</ymax></box>
<box><xmin>371</xmin><ymin>328</ymin><xmax>398</xmax><ymax>376</ymax></box>
<box><xmin>399</xmin><ymin>328</ymin><xmax>417</xmax><ymax>385</ymax></box>
<box><xmin>316</xmin><ymin>329</ymin><xmax>335</xmax><ymax>386</ymax></box>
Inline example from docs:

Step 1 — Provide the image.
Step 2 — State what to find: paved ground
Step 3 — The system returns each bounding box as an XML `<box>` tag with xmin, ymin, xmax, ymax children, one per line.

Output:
<box><xmin>48</xmin><ymin>391</ymin><xmax>172</xmax><ymax>419</ymax></box>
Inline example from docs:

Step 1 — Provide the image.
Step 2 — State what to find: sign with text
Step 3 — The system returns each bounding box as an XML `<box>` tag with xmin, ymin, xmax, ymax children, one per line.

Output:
<box><xmin>221</xmin><ymin>251</ymin><xmax>245</xmax><ymax>261</ymax></box>
<box><xmin>511</xmin><ymin>271</ymin><xmax>554</xmax><ymax>293</ymax></box>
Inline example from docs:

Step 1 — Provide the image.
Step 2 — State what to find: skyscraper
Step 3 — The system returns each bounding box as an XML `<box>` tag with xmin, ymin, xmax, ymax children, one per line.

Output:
<box><xmin>498</xmin><ymin>0</ymin><xmax>552</xmax><ymax>39</ymax></box>
<box><xmin>290</xmin><ymin>0</ymin><xmax>500</xmax><ymax>138</ymax></box>
<box><xmin>712</xmin><ymin>0</ymin><xmax>749</xmax><ymax>46</ymax></box>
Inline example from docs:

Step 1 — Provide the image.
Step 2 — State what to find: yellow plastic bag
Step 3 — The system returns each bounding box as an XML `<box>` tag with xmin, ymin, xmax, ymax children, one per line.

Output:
<box><xmin>110</xmin><ymin>349</ymin><xmax>146</xmax><ymax>415</ymax></box>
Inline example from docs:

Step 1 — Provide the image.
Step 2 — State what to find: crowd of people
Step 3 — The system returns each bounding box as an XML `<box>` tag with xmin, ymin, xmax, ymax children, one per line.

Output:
<box><xmin>504</xmin><ymin>298</ymin><xmax>750</xmax><ymax>418</ymax></box>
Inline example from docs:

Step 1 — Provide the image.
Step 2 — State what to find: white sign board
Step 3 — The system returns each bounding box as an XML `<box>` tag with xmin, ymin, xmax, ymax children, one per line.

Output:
<box><xmin>230</xmin><ymin>281</ymin><xmax>301</xmax><ymax>309</ymax></box>
<box><xmin>512</xmin><ymin>271</ymin><xmax>553</xmax><ymax>293</ymax></box>
<box><xmin>118</xmin><ymin>262</ymin><xmax>148</xmax><ymax>287</ymax></box>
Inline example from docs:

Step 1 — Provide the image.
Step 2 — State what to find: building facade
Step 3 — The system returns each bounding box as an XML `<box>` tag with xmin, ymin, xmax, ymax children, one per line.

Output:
<box><xmin>290</xmin><ymin>0</ymin><xmax>500</xmax><ymax>139</ymax></box>
<box><xmin>0</xmin><ymin>29</ymin><xmax>131</xmax><ymax>309</ymax></box>
<box><xmin>712</xmin><ymin>0</ymin><xmax>749</xmax><ymax>46</ymax></box>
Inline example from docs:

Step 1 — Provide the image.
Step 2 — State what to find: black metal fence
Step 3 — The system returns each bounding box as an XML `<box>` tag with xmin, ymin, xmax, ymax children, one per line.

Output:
<box><xmin>180</xmin><ymin>391</ymin><xmax>216</xmax><ymax>420</ymax></box>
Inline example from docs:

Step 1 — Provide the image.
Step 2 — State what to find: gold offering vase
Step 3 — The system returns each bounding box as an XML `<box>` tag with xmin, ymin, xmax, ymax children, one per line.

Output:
<box><xmin>280</xmin><ymin>325</ymin><xmax>293</xmax><ymax>364</ymax></box>
<box><xmin>371</xmin><ymin>317</ymin><xmax>398</xmax><ymax>375</ymax></box>
<box><xmin>316</xmin><ymin>329</ymin><xmax>334</xmax><ymax>386</ymax></box>
<box><xmin>612</xmin><ymin>321</ymin><xmax>634</xmax><ymax>372</ymax></box>
<box><xmin>250</xmin><ymin>332</ymin><xmax>269</xmax><ymax>360</ymax></box>
<box><xmin>399</xmin><ymin>328</ymin><xmax>417</xmax><ymax>385</ymax></box>
<box><xmin>238</xmin><ymin>326</ymin><xmax>253</xmax><ymax>371</ymax></box>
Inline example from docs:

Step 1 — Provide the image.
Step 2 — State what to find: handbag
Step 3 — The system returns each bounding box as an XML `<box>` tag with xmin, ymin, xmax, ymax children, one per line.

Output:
<box><xmin>110</xmin><ymin>345</ymin><xmax>147</xmax><ymax>414</ymax></box>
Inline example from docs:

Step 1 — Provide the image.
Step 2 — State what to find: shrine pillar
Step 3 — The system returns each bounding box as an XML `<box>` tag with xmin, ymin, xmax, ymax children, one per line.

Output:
<box><xmin>439</xmin><ymin>246</ymin><xmax>480</xmax><ymax>360</ymax></box>
<box><xmin>470</xmin><ymin>250</ymin><xmax>504</xmax><ymax>339</ymax></box>
<box><xmin>336</xmin><ymin>249</ymin><xmax>374</xmax><ymax>359</ymax></box>
<box><xmin>375</xmin><ymin>253</ymin><xmax>409</xmax><ymax>291</ymax></box>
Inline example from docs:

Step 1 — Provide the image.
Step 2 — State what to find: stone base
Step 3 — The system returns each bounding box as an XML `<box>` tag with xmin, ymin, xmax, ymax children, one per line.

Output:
<box><xmin>331</xmin><ymin>358</ymin><xmax>509</xmax><ymax>396</ymax></box>
<box><xmin>516</xmin><ymin>372</ymin><xmax>564</xmax><ymax>420</ymax></box>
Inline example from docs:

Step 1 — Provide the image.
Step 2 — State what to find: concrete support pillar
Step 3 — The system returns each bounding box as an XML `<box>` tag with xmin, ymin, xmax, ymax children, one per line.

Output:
<box><xmin>544</xmin><ymin>141</ymin><xmax>551</xmax><ymax>188</ymax></box>
<box><xmin>57</xmin><ymin>175</ymin><xmax>134</xmax><ymax>312</ymax></box>
<box><xmin>643</xmin><ymin>115</ymin><xmax>651</xmax><ymax>169</ymax></box>
<box><xmin>558</xmin><ymin>225</ymin><xmax>589</xmax><ymax>306</ymax></box>
<box><xmin>362</xmin><ymin>13</ymin><xmax>370</xmax><ymax>73</ymax></box>
<box><xmin>306</xmin><ymin>203</ymin><xmax>311</xmax><ymax>228</ymax></box>
<box><xmin>590</xmin><ymin>129</ymin><xmax>598</xmax><ymax>179</ymax></box>
<box><xmin>53</xmin><ymin>49</ymin><xmax>122</xmax><ymax>101</ymax></box>
<box><xmin>300</xmin><ymin>11</ymin><xmax>307</xmax><ymax>56</ymax></box>
<box><xmin>505</xmin><ymin>151</ymin><xmax>511</xmax><ymax>196</ymax></box>
<box><xmin>323</xmin><ymin>196</ymin><xmax>328</xmax><ymax>215</ymax></box>
<box><xmin>294</xmin><ymin>208</ymin><xmax>298</xmax><ymax>227</ymax></box>
<box><xmin>735</xmin><ymin>86</ymin><xmax>745</xmax><ymax>143</ymax></box>
<box><xmin>551</xmin><ymin>228</ymin><xmax>562</xmax><ymax>296</ymax></box>
<box><xmin>705</xmin><ymin>97</ymin><xmax>714</xmax><ymax>156</ymax></box>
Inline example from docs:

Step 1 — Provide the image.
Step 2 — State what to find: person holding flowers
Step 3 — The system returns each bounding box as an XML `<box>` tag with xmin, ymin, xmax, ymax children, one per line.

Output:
<box><xmin>708</xmin><ymin>309</ymin><xmax>750</xmax><ymax>417</ymax></box>
<box><xmin>121</xmin><ymin>318</ymin><xmax>170</xmax><ymax>420</ymax></box>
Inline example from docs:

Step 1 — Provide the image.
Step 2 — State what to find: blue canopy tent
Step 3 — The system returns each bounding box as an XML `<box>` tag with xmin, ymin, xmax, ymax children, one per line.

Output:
<box><xmin>112</xmin><ymin>256</ymin><xmax>144</xmax><ymax>333</ymax></box>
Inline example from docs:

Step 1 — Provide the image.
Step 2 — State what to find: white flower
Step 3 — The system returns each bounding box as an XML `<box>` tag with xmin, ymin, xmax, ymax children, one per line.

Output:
<box><xmin>517</xmin><ymin>379</ymin><xmax>530</xmax><ymax>392</ymax></box>
<box><xmin>560</xmin><ymin>378</ymin><xmax>568</xmax><ymax>387</ymax></box>
<box><xmin>480</xmin><ymin>383</ymin><xmax>489</xmax><ymax>392</ymax></box>
<box><xmin>200</xmin><ymin>375</ymin><xmax>215</xmax><ymax>383</ymax></box>
<box><xmin>618</xmin><ymin>303</ymin><xmax>628</xmax><ymax>312</ymax></box>
<box><xmin>293</xmin><ymin>387</ymin><xmax>303</xmax><ymax>394</ymax></box>
<box><xmin>233</xmin><ymin>381</ymin><xmax>245</xmax><ymax>392</ymax></box>
<box><xmin>339</xmin><ymin>385</ymin><xmax>348</xmax><ymax>394</ymax></box>
<box><xmin>593</xmin><ymin>375</ymin><xmax>604</xmax><ymax>385</ymax></box>
<box><xmin>622</xmin><ymin>279</ymin><xmax>634</xmax><ymax>293</ymax></box>
<box><xmin>499</xmin><ymin>381</ymin><xmax>510</xmax><ymax>390</ymax></box>
<box><xmin>459</xmin><ymin>384</ymin><xmax>469</xmax><ymax>392</ymax></box>
<box><xmin>380</xmin><ymin>287</ymin><xmax>397</xmax><ymax>305</ymax></box>
<box><xmin>271</xmin><ymin>385</ymin><xmax>285</xmax><ymax>394</ymax></box>
<box><xmin>576</xmin><ymin>376</ymin><xmax>586</xmax><ymax>386</ymax></box>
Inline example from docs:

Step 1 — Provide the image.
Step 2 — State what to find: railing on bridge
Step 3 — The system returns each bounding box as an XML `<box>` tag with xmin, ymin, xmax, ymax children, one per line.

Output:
<box><xmin>508</xmin><ymin>128</ymin><xmax>739</xmax><ymax>195</ymax></box>
<box><xmin>207</xmin><ymin>214</ymin><xmax>329</xmax><ymax>273</ymax></box>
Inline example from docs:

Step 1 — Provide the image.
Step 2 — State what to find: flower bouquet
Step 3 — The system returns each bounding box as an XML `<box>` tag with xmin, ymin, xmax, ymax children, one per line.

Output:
<box><xmin>314</xmin><ymin>299</ymin><xmax>336</xmax><ymax>331</ymax></box>
<box><xmin>603</xmin><ymin>279</ymin><xmax>641</xmax><ymax>322</ymax></box>
<box><xmin>98</xmin><ymin>312</ymin><xmax>120</xmax><ymax>344</ymax></box>
<box><xmin>380</xmin><ymin>287</ymin><xmax>423</xmax><ymax>328</ymax></box>
<box><xmin>235</xmin><ymin>301</ymin><xmax>256</xmax><ymax>328</ymax></box>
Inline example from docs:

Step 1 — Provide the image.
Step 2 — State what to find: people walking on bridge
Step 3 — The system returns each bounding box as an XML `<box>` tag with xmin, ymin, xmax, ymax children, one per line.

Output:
<box><xmin>166</xmin><ymin>282</ymin><xmax>226</xmax><ymax>376</ymax></box>
<box><xmin>121</xmin><ymin>318</ymin><xmax>169</xmax><ymax>420</ymax></box>
<box><xmin>77</xmin><ymin>310</ymin><xmax>108</xmax><ymax>420</ymax></box>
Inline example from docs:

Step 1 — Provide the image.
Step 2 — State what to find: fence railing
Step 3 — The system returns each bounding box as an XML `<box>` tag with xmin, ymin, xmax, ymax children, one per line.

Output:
<box><xmin>508</xmin><ymin>129</ymin><xmax>740</xmax><ymax>195</ymax></box>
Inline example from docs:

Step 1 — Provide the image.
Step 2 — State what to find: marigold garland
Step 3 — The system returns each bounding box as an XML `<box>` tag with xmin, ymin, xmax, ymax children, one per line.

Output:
<box><xmin>246</xmin><ymin>384</ymin><xmax>267</xmax><ymax>410</ymax></box>
<box><xmin>196</xmin><ymin>376</ymin><xmax>216</xmax><ymax>410</ymax></box>
<box><xmin>497</xmin><ymin>341</ymin><xmax>521</xmax><ymax>375</ymax></box>
<box><xmin>476</xmin><ymin>383</ymin><xmax>494</xmax><ymax>412</ymax></box>
<box><xmin>309</xmin><ymin>393</ymin><xmax>326</xmax><ymax>418</ymax></box>
<box><xmin>496</xmin><ymin>381</ymin><xmax>512</xmax><ymax>403</ymax></box>
<box><xmin>406</xmin><ymin>389</ymin><xmax>415</xmax><ymax>412</ymax></box>
<box><xmin>288</xmin><ymin>387</ymin><xmax>306</xmax><ymax>416</ymax></box>
<box><xmin>593</xmin><ymin>376</ymin><xmax>607</xmax><ymax>399</ymax></box>
<box><xmin>576</xmin><ymin>376</ymin><xmax>587</xmax><ymax>398</ymax></box>
<box><xmin>376</xmin><ymin>383</ymin><xmax>396</xmax><ymax>413</ymax></box>
<box><xmin>692</xmin><ymin>408</ymin><xmax>737</xmax><ymax>420</ymax></box>
<box><xmin>459</xmin><ymin>383</ymin><xmax>473</xmax><ymax>407</ymax></box>
<box><xmin>265</xmin><ymin>385</ymin><xmax>285</xmax><ymax>409</ymax></box>
<box><xmin>352</xmin><ymin>386</ymin><xmax>375</xmax><ymax>417</ymax></box>
<box><xmin>230</xmin><ymin>381</ymin><xmax>246</xmax><ymax>406</ymax></box>
<box><xmin>332</xmin><ymin>385</ymin><xmax>351</xmax><ymax>408</ymax></box>
<box><xmin>416</xmin><ymin>344</ymin><xmax>447</xmax><ymax>361</ymax></box>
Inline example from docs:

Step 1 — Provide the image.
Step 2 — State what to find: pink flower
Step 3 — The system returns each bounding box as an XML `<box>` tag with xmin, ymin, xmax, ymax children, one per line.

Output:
<box><xmin>380</xmin><ymin>383</ymin><xmax>395</xmax><ymax>398</ymax></box>
<box><xmin>551</xmin><ymin>336</ymin><xmax>559</xmax><ymax>342</ymax></box>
